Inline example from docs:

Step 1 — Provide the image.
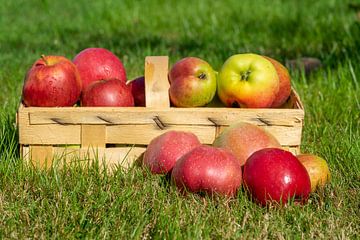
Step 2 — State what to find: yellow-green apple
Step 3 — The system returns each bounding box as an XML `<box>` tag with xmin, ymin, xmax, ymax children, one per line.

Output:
<box><xmin>213</xmin><ymin>122</ymin><xmax>281</xmax><ymax>166</ymax></box>
<box><xmin>22</xmin><ymin>55</ymin><xmax>82</xmax><ymax>107</ymax></box>
<box><xmin>168</xmin><ymin>57</ymin><xmax>217</xmax><ymax>107</ymax></box>
<box><xmin>143</xmin><ymin>131</ymin><xmax>201</xmax><ymax>174</ymax></box>
<box><xmin>263</xmin><ymin>56</ymin><xmax>291</xmax><ymax>108</ymax></box>
<box><xmin>297</xmin><ymin>154</ymin><xmax>331</xmax><ymax>192</ymax></box>
<box><xmin>73</xmin><ymin>48</ymin><xmax>127</xmax><ymax>90</ymax></box>
<box><xmin>171</xmin><ymin>145</ymin><xmax>242</xmax><ymax>197</ymax></box>
<box><xmin>81</xmin><ymin>78</ymin><xmax>134</xmax><ymax>107</ymax></box>
<box><xmin>217</xmin><ymin>53</ymin><xmax>279</xmax><ymax>108</ymax></box>
<box><xmin>243</xmin><ymin>148</ymin><xmax>311</xmax><ymax>206</ymax></box>
<box><xmin>130</xmin><ymin>76</ymin><xmax>145</xmax><ymax>107</ymax></box>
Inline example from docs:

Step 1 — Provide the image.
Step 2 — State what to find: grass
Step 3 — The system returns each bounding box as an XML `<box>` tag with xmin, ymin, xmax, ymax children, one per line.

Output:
<box><xmin>0</xmin><ymin>0</ymin><xmax>359</xmax><ymax>238</ymax></box>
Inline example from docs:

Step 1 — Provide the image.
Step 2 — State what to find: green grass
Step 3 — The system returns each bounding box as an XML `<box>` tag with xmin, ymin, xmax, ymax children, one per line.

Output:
<box><xmin>1</xmin><ymin>0</ymin><xmax>359</xmax><ymax>238</ymax></box>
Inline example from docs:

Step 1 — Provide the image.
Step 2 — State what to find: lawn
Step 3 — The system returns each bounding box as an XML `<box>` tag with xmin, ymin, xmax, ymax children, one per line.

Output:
<box><xmin>0</xmin><ymin>0</ymin><xmax>359</xmax><ymax>238</ymax></box>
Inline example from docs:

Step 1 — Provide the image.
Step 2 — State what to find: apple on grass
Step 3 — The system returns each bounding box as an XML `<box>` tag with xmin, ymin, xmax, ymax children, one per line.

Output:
<box><xmin>217</xmin><ymin>53</ymin><xmax>279</xmax><ymax>108</ymax></box>
<box><xmin>171</xmin><ymin>145</ymin><xmax>242</xmax><ymax>197</ymax></box>
<box><xmin>263</xmin><ymin>56</ymin><xmax>292</xmax><ymax>108</ymax></box>
<box><xmin>143</xmin><ymin>131</ymin><xmax>201</xmax><ymax>174</ymax></box>
<box><xmin>81</xmin><ymin>78</ymin><xmax>134</xmax><ymax>107</ymax></box>
<box><xmin>169</xmin><ymin>57</ymin><xmax>217</xmax><ymax>107</ymax></box>
<box><xmin>213</xmin><ymin>122</ymin><xmax>281</xmax><ymax>166</ymax></box>
<box><xmin>297</xmin><ymin>154</ymin><xmax>331</xmax><ymax>192</ymax></box>
<box><xmin>73</xmin><ymin>47</ymin><xmax>127</xmax><ymax>91</ymax></box>
<box><xmin>243</xmin><ymin>148</ymin><xmax>311</xmax><ymax>206</ymax></box>
<box><xmin>22</xmin><ymin>55</ymin><xmax>82</xmax><ymax>107</ymax></box>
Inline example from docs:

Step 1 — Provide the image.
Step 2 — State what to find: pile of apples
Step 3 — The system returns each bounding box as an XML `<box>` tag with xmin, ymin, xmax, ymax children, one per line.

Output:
<box><xmin>22</xmin><ymin>47</ymin><xmax>290</xmax><ymax>109</ymax></box>
<box><xmin>143</xmin><ymin>124</ymin><xmax>331</xmax><ymax>206</ymax></box>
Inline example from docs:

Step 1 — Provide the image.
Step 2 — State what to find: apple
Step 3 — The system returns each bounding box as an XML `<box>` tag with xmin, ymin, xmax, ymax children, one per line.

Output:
<box><xmin>130</xmin><ymin>76</ymin><xmax>146</xmax><ymax>107</ymax></box>
<box><xmin>263</xmin><ymin>56</ymin><xmax>291</xmax><ymax>108</ymax></box>
<box><xmin>217</xmin><ymin>53</ymin><xmax>279</xmax><ymax>108</ymax></box>
<box><xmin>243</xmin><ymin>148</ymin><xmax>311</xmax><ymax>206</ymax></box>
<box><xmin>143</xmin><ymin>131</ymin><xmax>201</xmax><ymax>174</ymax></box>
<box><xmin>171</xmin><ymin>145</ymin><xmax>242</xmax><ymax>197</ymax></box>
<box><xmin>213</xmin><ymin>122</ymin><xmax>281</xmax><ymax>166</ymax></box>
<box><xmin>168</xmin><ymin>57</ymin><xmax>217</xmax><ymax>107</ymax></box>
<box><xmin>22</xmin><ymin>55</ymin><xmax>82</xmax><ymax>107</ymax></box>
<box><xmin>297</xmin><ymin>154</ymin><xmax>331</xmax><ymax>192</ymax></box>
<box><xmin>73</xmin><ymin>47</ymin><xmax>127</xmax><ymax>90</ymax></box>
<box><xmin>81</xmin><ymin>78</ymin><xmax>134</xmax><ymax>107</ymax></box>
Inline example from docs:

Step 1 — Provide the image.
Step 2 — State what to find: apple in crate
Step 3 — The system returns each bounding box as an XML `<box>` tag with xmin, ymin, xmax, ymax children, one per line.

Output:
<box><xmin>297</xmin><ymin>154</ymin><xmax>331</xmax><ymax>192</ymax></box>
<box><xmin>217</xmin><ymin>53</ymin><xmax>279</xmax><ymax>108</ymax></box>
<box><xmin>171</xmin><ymin>145</ymin><xmax>242</xmax><ymax>197</ymax></box>
<box><xmin>81</xmin><ymin>78</ymin><xmax>134</xmax><ymax>107</ymax></box>
<box><xmin>243</xmin><ymin>148</ymin><xmax>311</xmax><ymax>206</ymax></box>
<box><xmin>130</xmin><ymin>76</ymin><xmax>145</xmax><ymax>107</ymax></box>
<box><xmin>213</xmin><ymin>122</ymin><xmax>281</xmax><ymax>166</ymax></box>
<box><xmin>169</xmin><ymin>57</ymin><xmax>217</xmax><ymax>107</ymax></box>
<box><xmin>73</xmin><ymin>47</ymin><xmax>127</xmax><ymax>90</ymax></box>
<box><xmin>264</xmin><ymin>56</ymin><xmax>291</xmax><ymax>108</ymax></box>
<box><xmin>22</xmin><ymin>55</ymin><xmax>82</xmax><ymax>107</ymax></box>
<box><xmin>143</xmin><ymin>131</ymin><xmax>201</xmax><ymax>174</ymax></box>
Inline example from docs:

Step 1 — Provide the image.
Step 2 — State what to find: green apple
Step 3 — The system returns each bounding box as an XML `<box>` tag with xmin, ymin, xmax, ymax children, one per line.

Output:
<box><xmin>217</xmin><ymin>53</ymin><xmax>279</xmax><ymax>108</ymax></box>
<box><xmin>169</xmin><ymin>57</ymin><xmax>217</xmax><ymax>107</ymax></box>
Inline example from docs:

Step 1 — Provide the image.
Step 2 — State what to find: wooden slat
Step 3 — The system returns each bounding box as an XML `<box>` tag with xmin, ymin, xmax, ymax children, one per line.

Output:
<box><xmin>81</xmin><ymin>125</ymin><xmax>106</xmax><ymax>148</ymax></box>
<box><xmin>28</xmin><ymin>108</ymin><xmax>303</xmax><ymax>127</ymax></box>
<box><xmin>106</xmin><ymin>124</ymin><xmax>217</xmax><ymax>145</ymax></box>
<box><xmin>20</xmin><ymin>124</ymin><xmax>81</xmax><ymax>145</ymax></box>
<box><xmin>144</xmin><ymin>56</ymin><xmax>170</xmax><ymax>108</ymax></box>
<box><xmin>30</xmin><ymin>145</ymin><xmax>53</xmax><ymax>169</ymax></box>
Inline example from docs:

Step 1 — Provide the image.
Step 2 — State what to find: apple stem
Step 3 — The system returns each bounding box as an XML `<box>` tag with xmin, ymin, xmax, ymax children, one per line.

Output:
<box><xmin>198</xmin><ymin>73</ymin><xmax>207</xmax><ymax>80</ymax></box>
<box><xmin>41</xmin><ymin>54</ymin><xmax>48</xmax><ymax>65</ymax></box>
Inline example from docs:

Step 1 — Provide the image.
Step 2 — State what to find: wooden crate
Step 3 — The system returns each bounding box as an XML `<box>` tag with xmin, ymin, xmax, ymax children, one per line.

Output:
<box><xmin>17</xmin><ymin>56</ymin><xmax>304</xmax><ymax>170</ymax></box>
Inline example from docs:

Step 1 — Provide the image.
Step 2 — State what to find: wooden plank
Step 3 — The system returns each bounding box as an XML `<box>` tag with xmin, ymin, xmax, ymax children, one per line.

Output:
<box><xmin>28</xmin><ymin>108</ymin><xmax>303</xmax><ymax>127</ymax></box>
<box><xmin>23</xmin><ymin>146</ymin><xmax>146</xmax><ymax>170</ymax></box>
<box><xmin>81</xmin><ymin>125</ymin><xmax>106</xmax><ymax>148</ymax></box>
<box><xmin>106</xmin><ymin>124</ymin><xmax>217</xmax><ymax>145</ymax></box>
<box><xmin>20</xmin><ymin>124</ymin><xmax>81</xmax><ymax>145</ymax></box>
<box><xmin>30</xmin><ymin>145</ymin><xmax>53</xmax><ymax>169</ymax></box>
<box><xmin>144</xmin><ymin>56</ymin><xmax>170</xmax><ymax>108</ymax></box>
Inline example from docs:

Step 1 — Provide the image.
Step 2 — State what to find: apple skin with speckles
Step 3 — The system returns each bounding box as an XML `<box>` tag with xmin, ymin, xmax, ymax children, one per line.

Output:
<box><xmin>73</xmin><ymin>47</ymin><xmax>127</xmax><ymax>91</ymax></box>
<box><xmin>243</xmin><ymin>148</ymin><xmax>311</xmax><ymax>206</ymax></box>
<box><xmin>213</xmin><ymin>122</ymin><xmax>281</xmax><ymax>166</ymax></box>
<box><xmin>171</xmin><ymin>145</ymin><xmax>242</xmax><ymax>197</ymax></box>
<box><xmin>143</xmin><ymin>131</ymin><xmax>201</xmax><ymax>174</ymax></box>
<box><xmin>169</xmin><ymin>57</ymin><xmax>217</xmax><ymax>107</ymax></box>
<box><xmin>22</xmin><ymin>55</ymin><xmax>82</xmax><ymax>107</ymax></box>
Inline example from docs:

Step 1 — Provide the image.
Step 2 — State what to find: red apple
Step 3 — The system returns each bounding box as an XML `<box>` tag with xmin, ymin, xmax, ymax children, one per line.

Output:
<box><xmin>171</xmin><ymin>145</ymin><xmax>242</xmax><ymax>197</ymax></box>
<box><xmin>217</xmin><ymin>53</ymin><xmax>279</xmax><ymax>108</ymax></box>
<box><xmin>243</xmin><ymin>148</ymin><xmax>311</xmax><ymax>206</ymax></box>
<box><xmin>297</xmin><ymin>154</ymin><xmax>331</xmax><ymax>192</ymax></box>
<box><xmin>263</xmin><ymin>56</ymin><xmax>291</xmax><ymax>108</ymax></box>
<box><xmin>213</xmin><ymin>122</ymin><xmax>281</xmax><ymax>166</ymax></box>
<box><xmin>73</xmin><ymin>48</ymin><xmax>127</xmax><ymax>90</ymax></box>
<box><xmin>81</xmin><ymin>78</ymin><xmax>134</xmax><ymax>107</ymax></box>
<box><xmin>130</xmin><ymin>76</ymin><xmax>145</xmax><ymax>107</ymax></box>
<box><xmin>22</xmin><ymin>55</ymin><xmax>82</xmax><ymax>107</ymax></box>
<box><xmin>168</xmin><ymin>57</ymin><xmax>217</xmax><ymax>107</ymax></box>
<box><xmin>143</xmin><ymin>131</ymin><xmax>201</xmax><ymax>174</ymax></box>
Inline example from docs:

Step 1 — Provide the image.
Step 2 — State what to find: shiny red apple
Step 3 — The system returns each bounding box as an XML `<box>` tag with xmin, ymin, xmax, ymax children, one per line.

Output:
<box><xmin>73</xmin><ymin>47</ymin><xmax>127</xmax><ymax>90</ymax></box>
<box><xmin>81</xmin><ymin>78</ymin><xmax>134</xmax><ymax>107</ymax></box>
<box><xmin>143</xmin><ymin>131</ymin><xmax>201</xmax><ymax>174</ymax></box>
<box><xmin>22</xmin><ymin>55</ymin><xmax>82</xmax><ymax>107</ymax></box>
<box><xmin>130</xmin><ymin>76</ymin><xmax>145</xmax><ymax>107</ymax></box>
<box><xmin>172</xmin><ymin>145</ymin><xmax>242</xmax><ymax>197</ymax></box>
<box><xmin>243</xmin><ymin>148</ymin><xmax>311</xmax><ymax>206</ymax></box>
